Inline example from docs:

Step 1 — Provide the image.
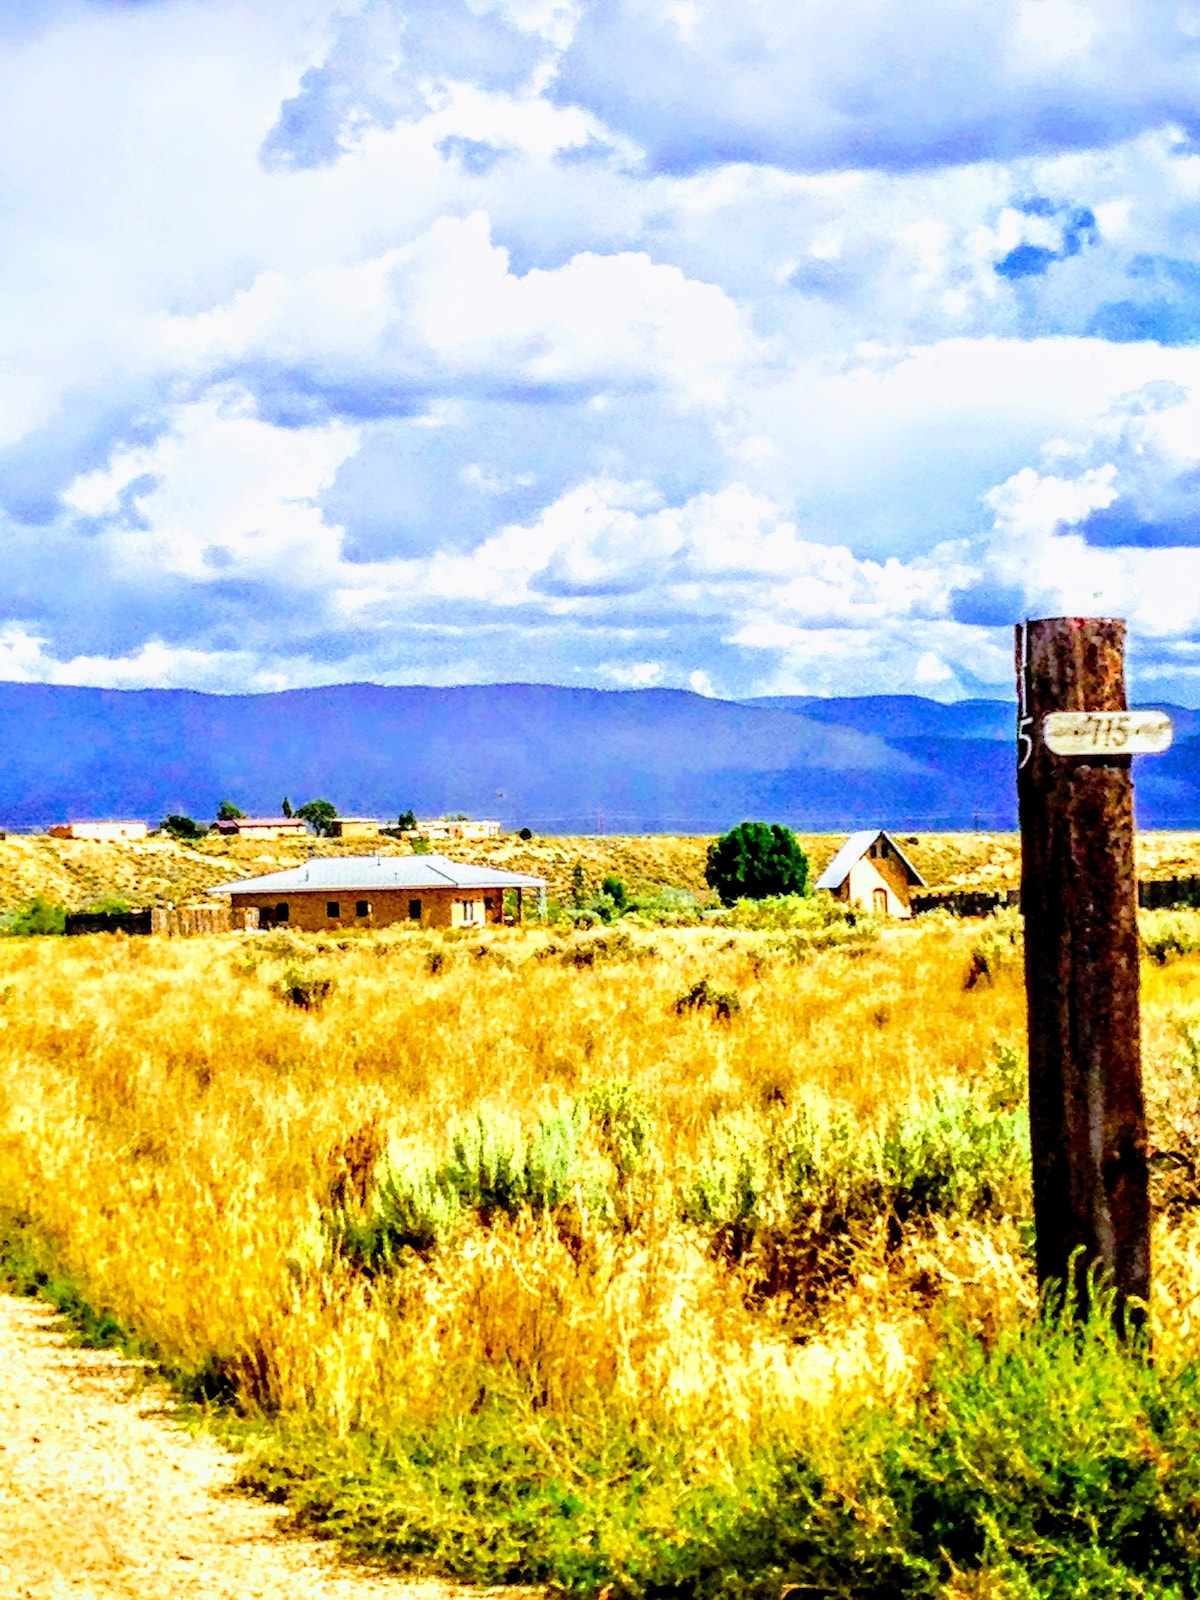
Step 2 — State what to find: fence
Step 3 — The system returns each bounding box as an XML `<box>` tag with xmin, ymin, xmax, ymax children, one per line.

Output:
<box><xmin>911</xmin><ymin>888</ymin><xmax>1021</xmax><ymax>918</ymax></box>
<box><xmin>1137</xmin><ymin>876</ymin><xmax>1200</xmax><ymax>910</ymax></box>
<box><xmin>65</xmin><ymin>906</ymin><xmax>258</xmax><ymax>937</ymax></box>
<box><xmin>913</xmin><ymin>878</ymin><xmax>1200</xmax><ymax>918</ymax></box>
<box><xmin>64</xmin><ymin>909</ymin><xmax>154</xmax><ymax>937</ymax></box>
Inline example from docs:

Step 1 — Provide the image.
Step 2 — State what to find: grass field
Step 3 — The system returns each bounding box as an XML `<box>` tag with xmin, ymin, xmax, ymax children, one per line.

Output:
<box><xmin>5</xmin><ymin>827</ymin><xmax>1200</xmax><ymax>917</ymax></box>
<box><xmin>2</xmin><ymin>905</ymin><xmax>1200</xmax><ymax>1596</ymax></box>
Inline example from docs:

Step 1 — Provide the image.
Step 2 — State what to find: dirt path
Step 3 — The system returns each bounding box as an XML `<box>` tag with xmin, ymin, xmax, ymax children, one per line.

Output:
<box><xmin>0</xmin><ymin>1293</ymin><xmax>469</xmax><ymax>1600</ymax></box>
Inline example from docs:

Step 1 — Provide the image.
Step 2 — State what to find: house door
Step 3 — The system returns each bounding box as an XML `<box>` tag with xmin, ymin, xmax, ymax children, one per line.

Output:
<box><xmin>873</xmin><ymin>887</ymin><xmax>888</xmax><ymax>916</ymax></box>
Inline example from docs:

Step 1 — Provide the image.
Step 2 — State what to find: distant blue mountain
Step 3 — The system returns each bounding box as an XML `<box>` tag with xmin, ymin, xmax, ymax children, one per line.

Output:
<box><xmin>0</xmin><ymin>681</ymin><xmax>1197</xmax><ymax>832</ymax></box>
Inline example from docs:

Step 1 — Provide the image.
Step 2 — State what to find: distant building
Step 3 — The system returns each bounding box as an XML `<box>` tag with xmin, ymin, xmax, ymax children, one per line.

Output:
<box><xmin>814</xmin><ymin>829</ymin><xmax>926</xmax><ymax>919</ymax></box>
<box><xmin>212</xmin><ymin>853</ymin><xmax>546</xmax><ymax>931</ymax></box>
<box><xmin>213</xmin><ymin>816</ymin><xmax>308</xmax><ymax>839</ymax></box>
<box><xmin>48</xmin><ymin>821</ymin><xmax>148</xmax><ymax>842</ymax></box>
<box><xmin>407</xmin><ymin>819</ymin><xmax>502</xmax><ymax>842</ymax></box>
<box><xmin>329</xmin><ymin>817</ymin><xmax>381</xmax><ymax>839</ymax></box>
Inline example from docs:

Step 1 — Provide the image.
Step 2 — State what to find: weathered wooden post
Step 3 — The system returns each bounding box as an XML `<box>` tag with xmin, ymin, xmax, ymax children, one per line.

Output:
<box><xmin>1016</xmin><ymin>617</ymin><xmax>1170</xmax><ymax>1330</ymax></box>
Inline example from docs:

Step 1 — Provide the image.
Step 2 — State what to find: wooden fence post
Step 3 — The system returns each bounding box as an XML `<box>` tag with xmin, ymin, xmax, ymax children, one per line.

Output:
<box><xmin>1016</xmin><ymin>616</ymin><xmax>1151</xmax><ymax>1329</ymax></box>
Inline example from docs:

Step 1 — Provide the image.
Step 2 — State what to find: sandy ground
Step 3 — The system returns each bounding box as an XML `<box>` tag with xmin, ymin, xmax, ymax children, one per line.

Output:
<box><xmin>0</xmin><ymin>1294</ymin><xmax>473</xmax><ymax>1600</ymax></box>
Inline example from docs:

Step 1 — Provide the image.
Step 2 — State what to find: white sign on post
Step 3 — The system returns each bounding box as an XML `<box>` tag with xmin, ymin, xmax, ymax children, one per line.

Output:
<box><xmin>1043</xmin><ymin>710</ymin><xmax>1174</xmax><ymax>757</ymax></box>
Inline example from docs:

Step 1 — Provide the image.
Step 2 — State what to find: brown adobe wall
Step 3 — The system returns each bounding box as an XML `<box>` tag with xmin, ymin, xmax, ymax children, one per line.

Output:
<box><xmin>228</xmin><ymin>886</ymin><xmax>511</xmax><ymax>932</ymax></box>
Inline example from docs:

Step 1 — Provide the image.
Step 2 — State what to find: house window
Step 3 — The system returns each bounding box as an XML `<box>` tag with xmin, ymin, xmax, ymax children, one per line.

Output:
<box><xmin>408</xmin><ymin>899</ymin><xmax>422</xmax><ymax>920</ymax></box>
<box><xmin>873</xmin><ymin>887</ymin><xmax>888</xmax><ymax>915</ymax></box>
<box><xmin>356</xmin><ymin>900</ymin><xmax>370</xmax><ymax>918</ymax></box>
<box><xmin>275</xmin><ymin>903</ymin><xmax>289</xmax><ymax>923</ymax></box>
<box><xmin>327</xmin><ymin>901</ymin><xmax>340</xmax><ymax>918</ymax></box>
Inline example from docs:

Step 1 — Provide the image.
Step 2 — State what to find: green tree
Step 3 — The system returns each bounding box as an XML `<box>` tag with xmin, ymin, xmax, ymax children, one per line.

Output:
<box><xmin>398</xmin><ymin>809</ymin><xmax>417</xmax><ymax>831</ymax></box>
<box><xmin>601</xmin><ymin>874</ymin><xmax>627</xmax><ymax>911</ymax></box>
<box><xmin>281</xmin><ymin>797</ymin><xmax>293</xmax><ymax>818</ymax></box>
<box><xmin>216</xmin><ymin>800</ymin><xmax>245</xmax><ymax>821</ymax></box>
<box><xmin>297</xmin><ymin>799</ymin><xmax>337</xmax><ymax>837</ymax></box>
<box><xmin>161</xmin><ymin>814</ymin><xmax>207</xmax><ymax>841</ymax></box>
<box><xmin>705</xmin><ymin>821</ymin><xmax>809</xmax><ymax>905</ymax></box>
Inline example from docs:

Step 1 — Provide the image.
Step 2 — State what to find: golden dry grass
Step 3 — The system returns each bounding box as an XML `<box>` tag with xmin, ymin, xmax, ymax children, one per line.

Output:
<box><xmin>1</xmin><ymin>914</ymin><xmax>1198</xmax><ymax>1492</ymax></box>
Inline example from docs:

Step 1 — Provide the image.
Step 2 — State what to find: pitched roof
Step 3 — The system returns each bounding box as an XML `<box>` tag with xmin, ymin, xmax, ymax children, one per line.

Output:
<box><xmin>814</xmin><ymin>829</ymin><xmax>926</xmax><ymax>891</ymax></box>
<box><xmin>211</xmin><ymin>853</ymin><xmax>546</xmax><ymax>896</ymax></box>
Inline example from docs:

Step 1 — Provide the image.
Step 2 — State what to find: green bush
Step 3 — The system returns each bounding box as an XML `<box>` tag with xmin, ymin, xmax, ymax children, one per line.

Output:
<box><xmin>720</xmin><ymin>893</ymin><xmax>879</xmax><ymax>957</ymax></box>
<box><xmin>1</xmin><ymin>896</ymin><xmax>67</xmax><ymax>936</ymax></box>
<box><xmin>216</xmin><ymin>799</ymin><xmax>245</xmax><ymax>821</ymax></box>
<box><xmin>224</xmin><ymin>1303</ymin><xmax>1200</xmax><ymax>1599</ymax></box>
<box><xmin>673</xmin><ymin>977</ymin><xmax>742</xmax><ymax>1020</ymax></box>
<box><xmin>705</xmin><ymin>822</ymin><xmax>809</xmax><ymax>905</ymax></box>
<box><xmin>161</xmin><ymin>813</ymin><xmax>207</xmax><ymax>840</ymax></box>
<box><xmin>274</xmin><ymin>962</ymin><xmax>336</xmax><ymax>1010</ymax></box>
<box><xmin>1140</xmin><ymin>910</ymin><xmax>1200</xmax><ymax>966</ymax></box>
<box><xmin>683</xmin><ymin>1087</ymin><xmax>1029</xmax><ymax>1283</ymax></box>
<box><xmin>601</xmin><ymin>874</ymin><xmax>628</xmax><ymax>911</ymax></box>
<box><xmin>583</xmin><ymin>1080</ymin><xmax>654</xmax><ymax>1182</ymax></box>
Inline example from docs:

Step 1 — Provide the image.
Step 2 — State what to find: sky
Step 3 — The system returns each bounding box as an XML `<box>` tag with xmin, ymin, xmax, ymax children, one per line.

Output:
<box><xmin>6</xmin><ymin>2</ymin><xmax>1200</xmax><ymax>702</ymax></box>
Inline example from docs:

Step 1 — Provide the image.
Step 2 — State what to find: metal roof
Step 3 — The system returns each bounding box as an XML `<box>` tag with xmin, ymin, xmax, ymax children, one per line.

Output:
<box><xmin>814</xmin><ymin>829</ymin><xmax>926</xmax><ymax>891</ymax></box>
<box><xmin>214</xmin><ymin>816</ymin><xmax>306</xmax><ymax>828</ymax></box>
<box><xmin>211</xmin><ymin>853</ymin><xmax>546</xmax><ymax>896</ymax></box>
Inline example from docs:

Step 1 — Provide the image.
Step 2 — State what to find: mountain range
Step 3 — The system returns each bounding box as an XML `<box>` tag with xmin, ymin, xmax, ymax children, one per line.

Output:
<box><xmin>1</xmin><ymin>681</ymin><xmax>1198</xmax><ymax>833</ymax></box>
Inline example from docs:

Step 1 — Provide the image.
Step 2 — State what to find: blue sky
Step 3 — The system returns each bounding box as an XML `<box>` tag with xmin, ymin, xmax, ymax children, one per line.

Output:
<box><xmin>6</xmin><ymin>1</ymin><xmax>1200</xmax><ymax>701</ymax></box>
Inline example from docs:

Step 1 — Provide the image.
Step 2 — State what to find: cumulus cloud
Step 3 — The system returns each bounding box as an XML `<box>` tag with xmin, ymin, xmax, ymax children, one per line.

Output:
<box><xmin>552</xmin><ymin>0</ymin><xmax>1200</xmax><ymax>175</ymax></box>
<box><xmin>161</xmin><ymin>212</ymin><xmax>751</xmax><ymax>408</ymax></box>
<box><xmin>11</xmin><ymin>0</ymin><xmax>1200</xmax><ymax>704</ymax></box>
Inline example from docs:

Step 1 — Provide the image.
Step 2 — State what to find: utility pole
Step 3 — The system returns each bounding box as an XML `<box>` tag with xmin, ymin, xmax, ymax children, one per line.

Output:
<box><xmin>1015</xmin><ymin>617</ymin><xmax>1169</xmax><ymax>1331</ymax></box>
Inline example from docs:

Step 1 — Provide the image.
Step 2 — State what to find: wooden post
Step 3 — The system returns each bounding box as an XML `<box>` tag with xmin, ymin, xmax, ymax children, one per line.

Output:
<box><xmin>1016</xmin><ymin>617</ymin><xmax>1150</xmax><ymax>1328</ymax></box>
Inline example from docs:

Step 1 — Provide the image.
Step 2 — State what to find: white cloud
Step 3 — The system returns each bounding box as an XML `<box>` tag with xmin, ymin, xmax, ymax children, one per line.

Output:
<box><xmin>0</xmin><ymin>626</ymin><xmax>300</xmax><ymax>693</ymax></box>
<box><xmin>61</xmin><ymin>388</ymin><xmax>361</xmax><ymax>587</ymax></box>
<box><xmin>162</xmin><ymin>212</ymin><xmax>750</xmax><ymax>405</ymax></box>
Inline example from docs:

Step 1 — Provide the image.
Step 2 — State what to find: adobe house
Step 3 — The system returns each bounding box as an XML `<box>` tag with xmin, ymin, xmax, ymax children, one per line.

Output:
<box><xmin>814</xmin><ymin>829</ymin><xmax>926</xmax><ymax>919</ymax></box>
<box><xmin>212</xmin><ymin>853</ymin><xmax>547</xmax><ymax>931</ymax></box>
<box><xmin>330</xmin><ymin>817</ymin><xmax>381</xmax><ymax>839</ymax></box>
<box><xmin>49</xmin><ymin>821</ymin><xmax>148</xmax><ymax>841</ymax></box>
<box><xmin>407</xmin><ymin>819</ymin><xmax>502</xmax><ymax>842</ymax></box>
<box><xmin>213</xmin><ymin>816</ymin><xmax>309</xmax><ymax>840</ymax></box>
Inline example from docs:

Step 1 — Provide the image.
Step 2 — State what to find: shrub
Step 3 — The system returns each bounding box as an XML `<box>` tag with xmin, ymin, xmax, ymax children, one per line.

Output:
<box><xmin>583</xmin><ymin>1080</ymin><xmax>654</xmax><ymax>1181</ymax></box>
<box><xmin>518</xmin><ymin>826</ymin><xmax>533</xmax><ymax>841</ymax></box>
<box><xmin>161</xmin><ymin>813</ymin><xmax>207</xmax><ymax>840</ymax></box>
<box><xmin>442</xmin><ymin>1114</ymin><xmax>530</xmax><ymax>1223</ymax></box>
<box><xmin>705</xmin><ymin>822</ymin><xmax>809</xmax><ymax>905</ymax></box>
<box><xmin>964</xmin><ymin>906</ymin><xmax>1024</xmax><ymax>988</ymax></box>
<box><xmin>673</xmin><ymin>977</ymin><xmax>741</xmax><ymax>1020</ymax></box>
<box><xmin>397</xmin><ymin>809</ymin><xmax>417</xmax><ymax>831</ymax></box>
<box><xmin>274</xmin><ymin>962</ymin><xmax>336</xmax><ymax>1010</ymax></box>
<box><xmin>86</xmin><ymin>895</ymin><xmax>132</xmax><ymax>916</ymax></box>
<box><xmin>720</xmin><ymin>892</ymin><xmax>878</xmax><ymax>956</ymax></box>
<box><xmin>1140</xmin><ymin>909</ymin><xmax>1200</xmax><ymax>966</ymax></box>
<box><xmin>601</xmin><ymin>874</ymin><xmax>627</xmax><ymax>911</ymax></box>
<box><xmin>216</xmin><ymin>799</ymin><xmax>244</xmax><ymax>821</ymax></box>
<box><xmin>2</xmin><ymin>896</ymin><xmax>67</xmax><ymax>936</ymax></box>
<box><xmin>624</xmin><ymin>886</ymin><xmax>705</xmax><ymax>927</ymax></box>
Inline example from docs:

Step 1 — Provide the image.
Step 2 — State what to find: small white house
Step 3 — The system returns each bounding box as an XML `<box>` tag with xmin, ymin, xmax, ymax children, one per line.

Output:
<box><xmin>48</xmin><ymin>821</ymin><xmax>148</xmax><ymax>842</ymax></box>
<box><xmin>814</xmin><ymin>829</ymin><xmax>926</xmax><ymax>918</ymax></box>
